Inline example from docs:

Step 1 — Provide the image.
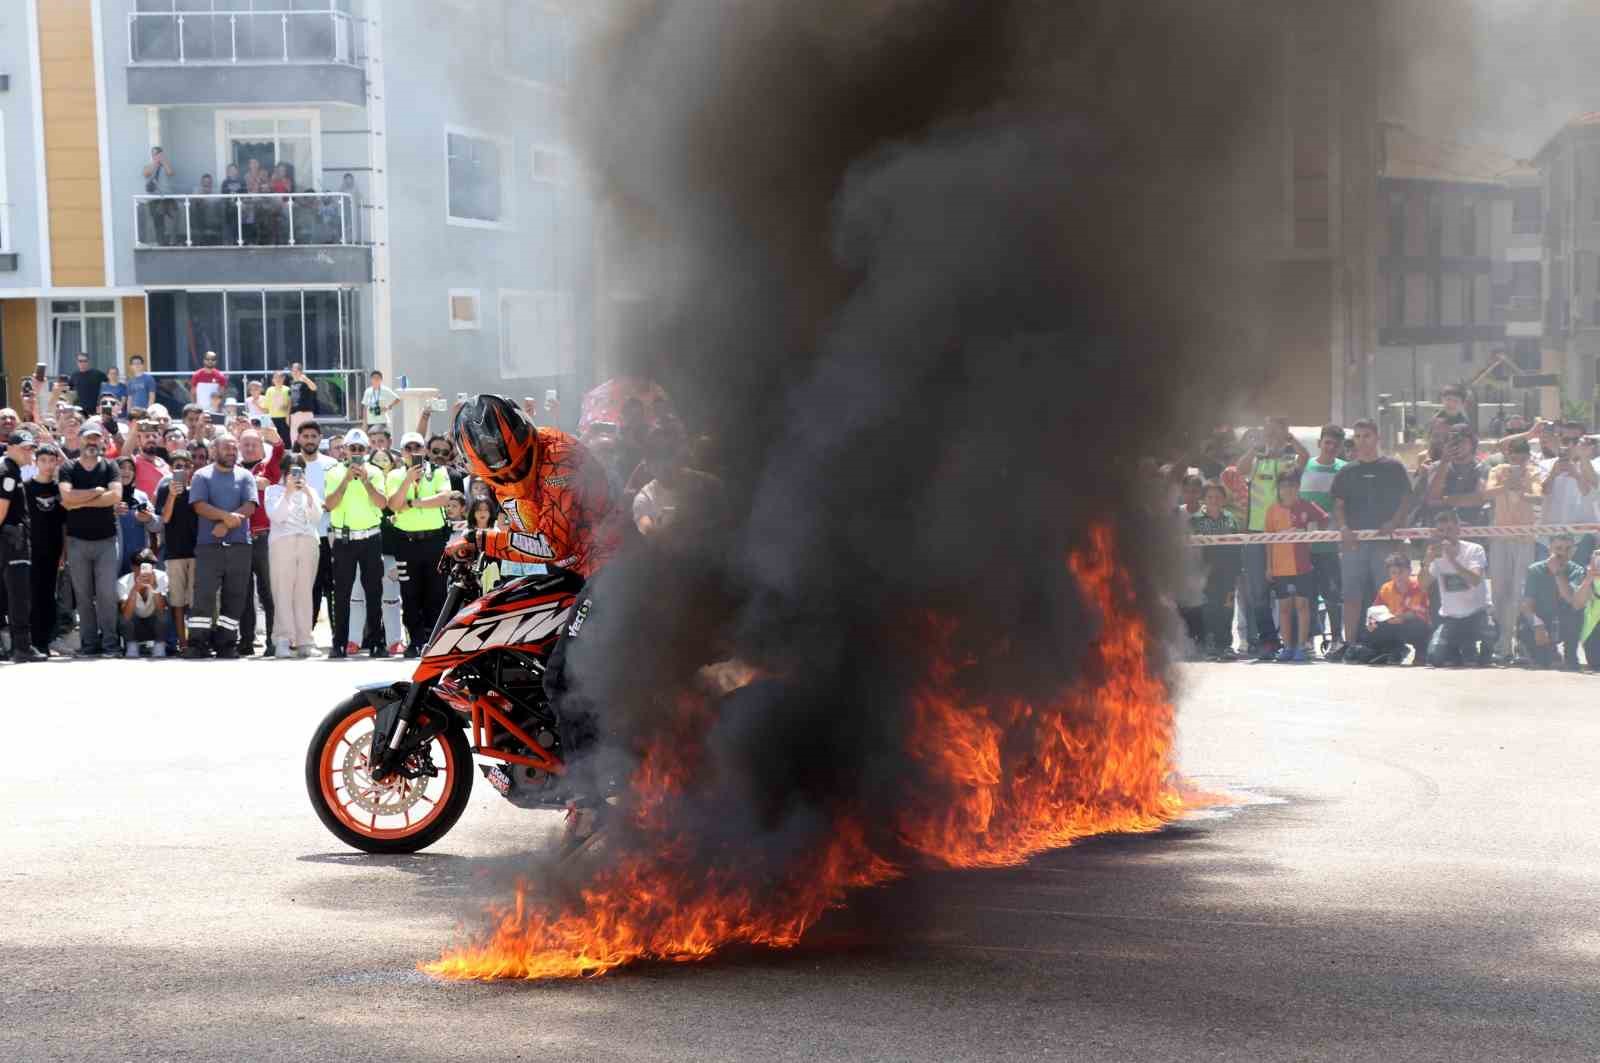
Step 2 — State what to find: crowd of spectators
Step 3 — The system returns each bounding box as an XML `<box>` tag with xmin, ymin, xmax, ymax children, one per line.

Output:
<box><xmin>0</xmin><ymin>361</ymin><xmax>724</xmax><ymax>664</ymax></box>
<box><xmin>1173</xmin><ymin>393</ymin><xmax>1600</xmax><ymax>670</ymax></box>
<box><xmin>140</xmin><ymin>149</ymin><xmax>359</xmax><ymax>248</ymax></box>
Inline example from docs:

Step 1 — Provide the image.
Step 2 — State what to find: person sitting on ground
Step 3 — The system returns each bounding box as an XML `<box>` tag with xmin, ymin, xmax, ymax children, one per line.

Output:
<box><xmin>1264</xmin><ymin>468</ymin><xmax>1329</xmax><ymax>661</ymax></box>
<box><xmin>1349</xmin><ymin>553</ymin><xmax>1430</xmax><ymax>665</ymax></box>
<box><xmin>116</xmin><ymin>549</ymin><xmax>170</xmax><ymax>658</ymax></box>
<box><xmin>1421</xmin><ymin>509</ymin><xmax>1494</xmax><ymax>667</ymax></box>
<box><xmin>1520</xmin><ymin>533</ymin><xmax>1585</xmax><ymax>670</ymax></box>
<box><xmin>1189</xmin><ymin>480</ymin><xmax>1241</xmax><ymax>661</ymax></box>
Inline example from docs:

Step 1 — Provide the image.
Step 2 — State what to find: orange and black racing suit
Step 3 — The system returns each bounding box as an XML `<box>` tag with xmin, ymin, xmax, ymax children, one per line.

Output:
<box><xmin>475</xmin><ymin>426</ymin><xmax>627</xmax><ymax>756</ymax></box>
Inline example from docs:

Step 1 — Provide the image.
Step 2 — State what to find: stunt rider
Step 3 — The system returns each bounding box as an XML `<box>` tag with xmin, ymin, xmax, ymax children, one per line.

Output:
<box><xmin>446</xmin><ymin>394</ymin><xmax>626</xmax><ymax>764</ymax></box>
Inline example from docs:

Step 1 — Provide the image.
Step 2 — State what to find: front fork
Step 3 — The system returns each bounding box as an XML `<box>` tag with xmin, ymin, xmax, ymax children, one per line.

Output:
<box><xmin>371</xmin><ymin>575</ymin><xmax>473</xmax><ymax>779</ymax></box>
<box><xmin>369</xmin><ymin>680</ymin><xmax>436</xmax><ymax>780</ymax></box>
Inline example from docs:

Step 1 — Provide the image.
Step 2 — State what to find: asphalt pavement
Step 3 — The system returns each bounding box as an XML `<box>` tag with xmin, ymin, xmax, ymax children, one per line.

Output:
<box><xmin>3</xmin><ymin>657</ymin><xmax>1598</xmax><ymax>1062</ymax></box>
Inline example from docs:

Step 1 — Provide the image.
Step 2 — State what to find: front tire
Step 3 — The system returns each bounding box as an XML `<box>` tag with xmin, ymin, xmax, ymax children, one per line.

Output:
<box><xmin>305</xmin><ymin>694</ymin><xmax>473</xmax><ymax>854</ymax></box>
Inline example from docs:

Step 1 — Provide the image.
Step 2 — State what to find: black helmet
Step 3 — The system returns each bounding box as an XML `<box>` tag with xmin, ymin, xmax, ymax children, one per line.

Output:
<box><xmin>453</xmin><ymin>394</ymin><xmax>536</xmax><ymax>487</ymax></box>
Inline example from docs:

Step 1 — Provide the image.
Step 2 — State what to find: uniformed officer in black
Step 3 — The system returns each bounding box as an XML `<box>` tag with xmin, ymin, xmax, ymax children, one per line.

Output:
<box><xmin>0</xmin><ymin>431</ymin><xmax>45</xmax><ymax>662</ymax></box>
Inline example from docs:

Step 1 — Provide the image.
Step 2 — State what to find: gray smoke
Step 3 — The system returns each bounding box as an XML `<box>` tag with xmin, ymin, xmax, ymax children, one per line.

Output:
<box><xmin>515</xmin><ymin>0</ymin><xmax>1359</xmax><ymax>926</ymax></box>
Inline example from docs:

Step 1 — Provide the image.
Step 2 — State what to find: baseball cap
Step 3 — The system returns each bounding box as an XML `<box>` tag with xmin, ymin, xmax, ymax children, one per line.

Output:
<box><xmin>344</xmin><ymin>428</ymin><xmax>370</xmax><ymax>448</ymax></box>
<box><xmin>7</xmin><ymin>430</ymin><xmax>36</xmax><ymax>447</ymax></box>
<box><xmin>400</xmin><ymin>432</ymin><xmax>425</xmax><ymax>448</ymax></box>
<box><xmin>80</xmin><ymin>423</ymin><xmax>106</xmax><ymax>439</ymax></box>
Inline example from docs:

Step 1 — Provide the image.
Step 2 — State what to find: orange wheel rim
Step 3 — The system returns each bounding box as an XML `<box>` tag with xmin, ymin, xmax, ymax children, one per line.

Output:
<box><xmin>318</xmin><ymin>705</ymin><xmax>458</xmax><ymax>840</ymax></box>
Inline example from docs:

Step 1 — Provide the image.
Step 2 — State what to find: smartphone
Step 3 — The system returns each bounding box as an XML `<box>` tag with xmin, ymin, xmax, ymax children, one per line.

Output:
<box><xmin>208</xmin><ymin>412</ymin><xmax>226</xmax><ymax>426</ymax></box>
<box><xmin>139</xmin><ymin>562</ymin><xmax>154</xmax><ymax>576</ymax></box>
<box><xmin>544</xmin><ymin>388</ymin><xmax>559</xmax><ymax>407</ymax></box>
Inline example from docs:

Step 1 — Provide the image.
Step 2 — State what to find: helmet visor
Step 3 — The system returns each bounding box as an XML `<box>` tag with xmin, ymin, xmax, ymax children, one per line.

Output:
<box><xmin>472</xmin><ymin>429</ymin><xmax>512</xmax><ymax>471</ymax></box>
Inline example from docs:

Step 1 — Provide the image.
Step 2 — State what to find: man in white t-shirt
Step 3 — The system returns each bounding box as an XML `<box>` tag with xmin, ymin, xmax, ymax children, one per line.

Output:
<box><xmin>1421</xmin><ymin>509</ymin><xmax>1492</xmax><ymax>667</ymax></box>
<box><xmin>117</xmin><ymin>549</ymin><xmax>171</xmax><ymax>657</ymax></box>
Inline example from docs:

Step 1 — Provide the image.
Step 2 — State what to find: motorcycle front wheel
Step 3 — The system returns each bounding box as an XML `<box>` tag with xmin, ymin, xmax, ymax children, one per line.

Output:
<box><xmin>305</xmin><ymin>694</ymin><xmax>474</xmax><ymax>854</ymax></box>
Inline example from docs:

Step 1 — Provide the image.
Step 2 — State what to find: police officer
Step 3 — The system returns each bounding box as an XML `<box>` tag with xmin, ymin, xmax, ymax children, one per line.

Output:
<box><xmin>386</xmin><ymin>432</ymin><xmax>452</xmax><ymax>656</ymax></box>
<box><xmin>324</xmin><ymin>427</ymin><xmax>388</xmax><ymax>659</ymax></box>
<box><xmin>0</xmin><ymin>431</ymin><xmax>45</xmax><ymax>662</ymax></box>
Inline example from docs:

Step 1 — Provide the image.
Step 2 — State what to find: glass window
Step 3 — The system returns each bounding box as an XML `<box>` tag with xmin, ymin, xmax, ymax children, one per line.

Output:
<box><xmin>50</xmin><ymin>301</ymin><xmax>118</xmax><ymax>373</ymax></box>
<box><xmin>227</xmin><ymin>290</ymin><xmax>266</xmax><ymax>374</ymax></box>
<box><xmin>447</xmin><ymin>132</ymin><xmax>505</xmax><ymax>224</ymax></box>
<box><xmin>302</xmin><ymin>289</ymin><xmax>345</xmax><ymax>371</ymax></box>
<box><xmin>265</xmin><ymin>291</ymin><xmax>305</xmax><ymax>372</ymax></box>
<box><xmin>223</xmin><ymin>113</ymin><xmax>317</xmax><ymax>192</ymax></box>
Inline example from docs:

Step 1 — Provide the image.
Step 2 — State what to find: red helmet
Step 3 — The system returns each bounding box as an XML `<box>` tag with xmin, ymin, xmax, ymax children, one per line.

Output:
<box><xmin>453</xmin><ymin>394</ymin><xmax>536</xmax><ymax>487</ymax></box>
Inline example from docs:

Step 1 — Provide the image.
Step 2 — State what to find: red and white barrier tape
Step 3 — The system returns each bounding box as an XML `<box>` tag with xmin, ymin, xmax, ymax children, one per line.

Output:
<box><xmin>1186</xmin><ymin>523</ymin><xmax>1600</xmax><ymax>546</ymax></box>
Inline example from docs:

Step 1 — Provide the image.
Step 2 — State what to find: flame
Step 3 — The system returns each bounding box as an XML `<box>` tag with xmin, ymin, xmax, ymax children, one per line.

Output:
<box><xmin>423</xmin><ymin>524</ymin><xmax>1179</xmax><ymax>980</ymax></box>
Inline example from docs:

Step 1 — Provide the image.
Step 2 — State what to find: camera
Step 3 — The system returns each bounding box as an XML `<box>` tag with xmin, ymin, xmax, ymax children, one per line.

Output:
<box><xmin>133</xmin><ymin>498</ymin><xmax>151</xmax><ymax>513</ymax></box>
<box><xmin>429</xmin><ymin>397</ymin><xmax>448</xmax><ymax>412</ymax></box>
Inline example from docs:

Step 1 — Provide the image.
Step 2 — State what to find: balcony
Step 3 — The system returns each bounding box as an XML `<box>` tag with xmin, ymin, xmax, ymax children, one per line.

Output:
<box><xmin>132</xmin><ymin>192</ymin><xmax>371</xmax><ymax>286</ymax></box>
<box><xmin>126</xmin><ymin>10</ymin><xmax>366</xmax><ymax>107</ymax></box>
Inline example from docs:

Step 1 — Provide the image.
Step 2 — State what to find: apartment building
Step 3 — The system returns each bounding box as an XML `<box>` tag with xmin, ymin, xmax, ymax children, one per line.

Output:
<box><xmin>1537</xmin><ymin>112</ymin><xmax>1600</xmax><ymax>415</ymax></box>
<box><xmin>0</xmin><ymin>0</ymin><xmax>594</xmax><ymax>418</ymax></box>
<box><xmin>1372</xmin><ymin>124</ymin><xmax>1548</xmax><ymax>422</ymax></box>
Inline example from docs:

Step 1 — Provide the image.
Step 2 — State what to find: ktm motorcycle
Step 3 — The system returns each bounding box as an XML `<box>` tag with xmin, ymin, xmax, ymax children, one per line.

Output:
<box><xmin>305</xmin><ymin>555</ymin><xmax>588</xmax><ymax>854</ymax></box>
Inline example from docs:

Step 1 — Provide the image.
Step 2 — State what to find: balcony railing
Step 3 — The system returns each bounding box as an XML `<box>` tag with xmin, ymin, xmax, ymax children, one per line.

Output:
<box><xmin>133</xmin><ymin>192</ymin><xmax>357</xmax><ymax>249</ymax></box>
<box><xmin>128</xmin><ymin>9</ymin><xmax>356</xmax><ymax>66</ymax></box>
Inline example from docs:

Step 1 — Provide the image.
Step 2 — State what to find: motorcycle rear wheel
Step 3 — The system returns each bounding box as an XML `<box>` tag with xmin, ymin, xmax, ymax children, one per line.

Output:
<box><xmin>305</xmin><ymin>694</ymin><xmax>474</xmax><ymax>854</ymax></box>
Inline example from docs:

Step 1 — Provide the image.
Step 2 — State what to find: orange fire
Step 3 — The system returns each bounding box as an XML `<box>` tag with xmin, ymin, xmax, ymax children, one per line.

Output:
<box><xmin>423</xmin><ymin>524</ymin><xmax>1180</xmax><ymax>980</ymax></box>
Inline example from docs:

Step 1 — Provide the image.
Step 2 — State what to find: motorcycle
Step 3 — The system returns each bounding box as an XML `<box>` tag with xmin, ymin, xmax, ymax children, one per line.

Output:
<box><xmin>304</xmin><ymin>554</ymin><xmax>587</xmax><ymax>854</ymax></box>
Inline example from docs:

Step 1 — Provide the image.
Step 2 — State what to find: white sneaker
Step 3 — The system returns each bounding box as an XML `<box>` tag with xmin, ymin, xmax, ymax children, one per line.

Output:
<box><xmin>125</xmin><ymin>643</ymin><xmax>141</xmax><ymax>659</ymax></box>
<box><xmin>295</xmin><ymin>644</ymin><xmax>319</xmax><ymax>659</ymax></box>
<box><xmin>151</xmin><ymin>643</ymin><xmax>167</xmax><ymax>658</ymax></box>
<box><xmin>273</xmin><ymin>638</ymin><xmax>292</xmax><ymax>659</ymax></box>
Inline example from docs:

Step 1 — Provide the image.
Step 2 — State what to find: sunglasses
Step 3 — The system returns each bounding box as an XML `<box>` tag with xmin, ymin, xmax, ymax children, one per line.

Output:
<box><xmin>345</xmin><ymin>445</ymin><xmax>368</xmax><ymax>454</ymax></box>
<box><xmin>404</xmin><ymin>443</ymin><xmax>425</xmax><ymax>451</ymax></box>
<box><xmin>429</xmin><ymin>448</ymin><xmax>451</xmax><ymax>458</ymax></box>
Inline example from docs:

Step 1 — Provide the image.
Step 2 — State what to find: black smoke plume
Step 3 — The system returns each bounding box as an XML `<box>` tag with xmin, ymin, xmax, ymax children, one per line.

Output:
<box><xmin>461</xmin><ymin>0</ymin><xmax>1358</xmax><ymax>954</ymax></box>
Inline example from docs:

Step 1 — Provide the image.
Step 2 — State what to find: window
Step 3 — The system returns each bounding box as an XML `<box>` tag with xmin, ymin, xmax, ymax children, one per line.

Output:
<box><xmin>500</xmin><ymin>3</ymin><xmax>572</xmax><ymax>89</ymax></box>
<box><xmin>499</xmin><ymin>290</ymin><xmax>573</xmax><ymax>379</ymax></box>
<box><xmin>449</xmin><ymin>289</ymin><xmax>481</xmax><ymax>331</ymax></box>
<box><xmin>447</xmin><ymin>129</ymin><xmax>510</xmax><ymax>227</ymax></box>
<box><xmin>145</xmin><ymin>288</ymin><xmax>357</xmax><ymax>408</ymax></box>
<box><xmin>1439</xmin><ymin>272</ymin><xmax>1465</xmax><ymax>326</ymax></box>
<box><xmin>51</xmin><ymin>301</ymin><xmax>119</xmax><ymax>373</ymax></box>
<box><xmin>1403</xmin><ymin>272</ymin><xmax>1430</xmax><ymax>327</ymax></box>
<box><xmin>216</xmin><ymin>111</ymin><xmax>320</xmax><ymax>191</ymax></box>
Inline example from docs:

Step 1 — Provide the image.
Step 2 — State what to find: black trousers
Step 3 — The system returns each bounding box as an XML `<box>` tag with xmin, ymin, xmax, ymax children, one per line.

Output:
<box><xmin>331</xmin><ymin>536</ymin><xmax>383</xmax><ymax>649</ymax></box>
<box><xmin>238</xmin><ymin>532</ymin><xmax>274</xmax><ymax>649</ymax></box>
<box><xmin>189</xmin><ymin>542</ymin><xmax>253</xmax><ymax>650</ymax></box>
<box><xmin>1</xmin><ymin>524</ymin><xmax>31</xmax><ymax>650</ymax></box>
<box><xmin>31</xmin><ymin>542</ymin><xmax>62</xmax><ymax>652</ymax></box>
<box><xmin>1361</xmin><ymin>616</ymin><xmax>1430</xmax><ymax>663</ymax></box>
<box><xmin>392</xmin><ymin>529</ymin><xmax>448</xmax><ymax>648</ymax></box>
<box><xmin>311</xmin><ymin>536</ymin><xmax>333</xmax><ymax>626</ymax></box>
<box><xmin>543</xmin><ymin>583</ymin><xmax>595</xmax><ymax>754</ymax></box>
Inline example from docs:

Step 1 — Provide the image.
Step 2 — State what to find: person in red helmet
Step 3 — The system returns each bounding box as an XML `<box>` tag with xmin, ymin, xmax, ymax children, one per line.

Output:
<box><xmin>447</xmin><ymin>393</ymin><xmax>627</xmax><ymax>757</ymax></box>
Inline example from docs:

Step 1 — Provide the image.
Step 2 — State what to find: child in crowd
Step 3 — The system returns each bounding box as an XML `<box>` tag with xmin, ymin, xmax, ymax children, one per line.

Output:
<box><xmin>1352</xmin><ymin>553</ymin><xmax>1430</xmax><ymax>665</ymax></box>
<box><xmin>1190</xmin><ymin>480</ymin><xmax>1241</xmax><ymax>660</ymax></box>
<box><xmin>1264</xmin><ymin>469</ymin><xmax>1328</xmax><ymax>661</ymax></box>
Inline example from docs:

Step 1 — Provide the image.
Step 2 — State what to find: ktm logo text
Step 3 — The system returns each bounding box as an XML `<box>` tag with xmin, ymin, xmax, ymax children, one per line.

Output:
<box><xmin>426</xmin><ymin>602</ymin><xmax>568</xmax><ymax>657</ymax></box>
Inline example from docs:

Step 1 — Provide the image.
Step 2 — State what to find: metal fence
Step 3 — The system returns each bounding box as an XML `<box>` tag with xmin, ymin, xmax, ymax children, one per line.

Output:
<box><xmin>133</xmin><ymin>192</ymin><xmax>357</xmax><ymax>249</ymax></box>
<box><xmin>128</xmin><ymin>9</ymin><xmax>357</xmax><ymax>66</ymax></box>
